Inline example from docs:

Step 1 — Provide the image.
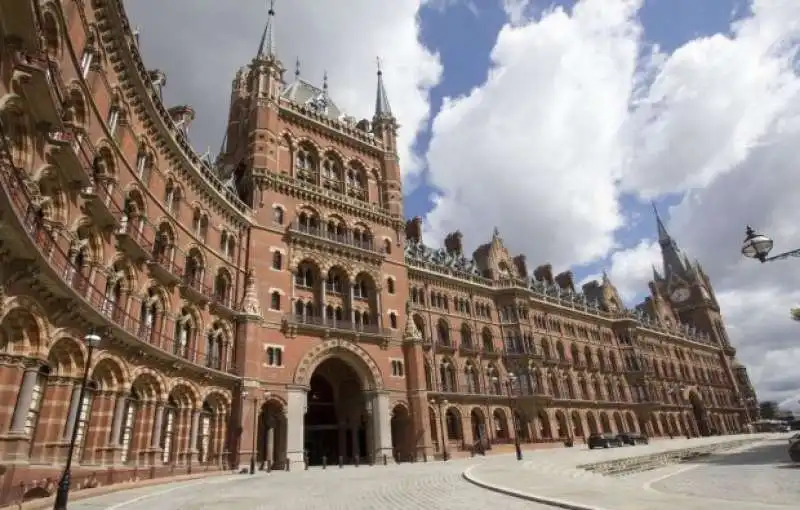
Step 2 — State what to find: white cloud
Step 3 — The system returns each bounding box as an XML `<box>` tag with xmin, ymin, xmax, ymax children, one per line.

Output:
<box><xmin>124</xmin><ymin>0</ymin><xmax>441</xmax><ymax>179</ymax></box>
<box><xmin>424</xmin><ymin>0</ymin><xmax>642</xmax><ymax>266</ymax></box>
<box><xmin>423</xmin><ymin>0</ymin><xmax>800</xmax><ymax>402</ymax></box>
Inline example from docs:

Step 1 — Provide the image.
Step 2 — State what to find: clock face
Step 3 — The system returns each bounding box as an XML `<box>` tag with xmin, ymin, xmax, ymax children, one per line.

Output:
<box><xmin>670</xmin><ymin>288</ymin><xmax>691</xmax><ymax>303</ymax></box>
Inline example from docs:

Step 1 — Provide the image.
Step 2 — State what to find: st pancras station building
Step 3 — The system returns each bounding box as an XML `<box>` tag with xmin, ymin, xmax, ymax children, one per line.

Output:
<box><xmin>0</xmin><ymin>0</ymin><xmax>758</xmax><ymax>505</ymax></box>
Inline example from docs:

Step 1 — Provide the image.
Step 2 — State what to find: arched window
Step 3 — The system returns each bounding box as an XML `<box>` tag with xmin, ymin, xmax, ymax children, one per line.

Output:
<box><xmin>272</xmin><ymin>206</ymin><xmax>284</xmax><ymax>225</ymax></box>
<box><xmin>270</xmin><ymin>291</ymin><xmax>281</xmax><ymax>311</ymax></box>
<box><xmin>272</xmin><ymin>251</ymin><xmax>282</xmax><ymax>270</ymax></box>
<box><xmin>437</xmin><ymin>320</ymin><xmax>450</xmax><ymax>346</ymax></box>
<box><xmin>386</xmin><ymin>278</ymin><xmax>395</xmax><ymax>294</ymax></box>
<box><xmin>161</xmin><ymin>397</ymin><xmax>178</xmax><ymax>463</ymax></box>
<box><xmin>389</xmin><ymin>312</ymin><xmax>398</xmax><ymax>329</ymax></box>
<box><xmin>174</xmin><ymin>309</ymin><xmax>194</xmax><ymax>358</ymax></box>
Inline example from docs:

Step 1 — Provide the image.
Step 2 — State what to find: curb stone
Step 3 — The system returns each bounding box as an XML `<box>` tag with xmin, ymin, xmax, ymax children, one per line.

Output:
<box><xmin>462</xmin><ymin>466</ymin><xmax>608</xmax><ymax>510</ymax></box>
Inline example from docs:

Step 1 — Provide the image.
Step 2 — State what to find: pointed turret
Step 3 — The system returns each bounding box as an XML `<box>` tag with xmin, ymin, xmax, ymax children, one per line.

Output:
<box><xmin>256</xmin><ymin>0</ymin><xmax>277</xmax><ymax>61</ymax></box>
<box><xmin>374</xmin><ymin>58</ymin><xmax>393</xmax><ymax>120</ymax></box>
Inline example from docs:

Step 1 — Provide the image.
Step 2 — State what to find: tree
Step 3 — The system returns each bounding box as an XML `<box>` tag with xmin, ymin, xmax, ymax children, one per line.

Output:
<box><xmin>791</xmin><ymin>307</ymin><xmax>800</xmax><ymax>322</ymax></box>
<box><xmin>759</xmin><ymin>401</ymin><xmax>779</xmax><ymax>420</ymax></box>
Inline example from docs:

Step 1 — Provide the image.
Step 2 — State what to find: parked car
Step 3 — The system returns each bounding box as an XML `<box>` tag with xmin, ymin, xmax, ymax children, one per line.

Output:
<box><xmin>789</xmin><ymin>438</ymin><xmax>800</xmax><ymax>462</ymax></box>
<box><xmin>617</xmin><ymin>433</ymin><xmax>649</xmax><ymax>446</ymax></box>
<box><xmin>787</xmin><ymin>432</ymin><xmax>800</xmax><ymax>445</ymax></box>
<box><xmin>588</xmin><ymin>433</ymin><xmax>623</xmax><ymax>449</ymax></box>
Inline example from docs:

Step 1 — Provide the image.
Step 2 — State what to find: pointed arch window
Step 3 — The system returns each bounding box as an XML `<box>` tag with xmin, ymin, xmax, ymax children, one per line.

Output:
<box><xmin>161</xmin><ymin>397</ymin><xmax>178</xmax><ymax>463</ymax></box>
<box><xmin>174</xmin><ymin>309</ymin><xmax>194</xmax><ymax>358</ymax></box>
<box><xmin>120</xmin><ymin>388</ymin><xmax>139</xmax><ymax>463</ymax></box>
<box><xmin>270</xmin><ymin>291</ymin><xmax>281</xmax><ymax>311</ymax></box>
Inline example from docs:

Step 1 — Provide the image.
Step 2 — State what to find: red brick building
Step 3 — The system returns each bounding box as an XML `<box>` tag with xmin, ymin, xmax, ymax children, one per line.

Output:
<box><xmin>0</xmin><ymin>0</ymin><xmax>757</xmax><ymax>504</ymax></box>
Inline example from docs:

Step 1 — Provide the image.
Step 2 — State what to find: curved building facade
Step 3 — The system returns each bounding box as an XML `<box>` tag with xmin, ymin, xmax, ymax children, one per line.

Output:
<box><xmin>0</xmin><ymin>0</ymin><xmax>757</xmax><ymax>505</ymax></box>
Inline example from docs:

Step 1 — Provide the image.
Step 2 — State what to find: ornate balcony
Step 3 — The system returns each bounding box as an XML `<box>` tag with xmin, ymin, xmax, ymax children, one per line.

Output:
<box><xmin>286</xmin><ymin>220</ymin><xmax>386</xmax><ymax>258</ymax></box>
<box><xmin>282</xmin><ymin>314</ymin><xmax>392</xmax><ymax>344</ymax></box>
<box><xmin>0</xmin><ymin>145</ymin><xmax>235</xmax><ymax>377</ymax></box>
<box><xmin>115</xmin><ymin>217</ymin><xmax>155</xmax><ymax>261</ymax></box>
<box><xmin>435</xmin><ymin>341</ymin><xmax>457</xmax><ymax>355</ymax></box>
<box><xmin>80</xmin><ymin>180</ymin><xmax>122</xmax><ymax>228</ymax></box>
<box><xmin>459</xmin><ymin>343</ymin><xmax>481</xmax><ymax>356</ymax></box>
<box><xmin>46</xmin><ymin>125</ymin><xmax>94</xmax><ymax>186</ymax></box>
<box><xmin>210</xmin><ymin>294</ymin><xmax>239</xmax><ymax>319</ymax></box>
<box><xmin>12</xmin><ymin>52</ymin><xmax>65</xmax><ymax>126</ymax></box>
<box><xmin>180</xmin><ymin>274</ymin><xmax>213</xmax><ymax>305</ymax></box>
<box><xmin>148</xmin><ymin>251</ymin><xmax>183</xmax><ymax>285</ymax></box>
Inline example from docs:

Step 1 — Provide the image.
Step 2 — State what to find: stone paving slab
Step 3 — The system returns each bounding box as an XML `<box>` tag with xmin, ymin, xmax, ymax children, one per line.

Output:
<box><xmin>463</xmin><ymin>434</ymin><xmax>788</xmax><ymax>510</ymax></box>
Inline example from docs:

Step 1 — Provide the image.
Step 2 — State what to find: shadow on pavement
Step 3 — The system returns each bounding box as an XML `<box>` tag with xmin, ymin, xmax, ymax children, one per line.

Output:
<box><xmin>680</xmin><ymin>441</ymin><xmax>791</xmax><ymax>467</ymax></box>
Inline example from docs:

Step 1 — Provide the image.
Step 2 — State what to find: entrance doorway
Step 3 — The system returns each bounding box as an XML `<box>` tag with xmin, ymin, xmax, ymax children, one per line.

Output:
<box><xmin>304</xmin><ymin>357</ymin><xmax>369</xmax><ymax>466</ymax></box>
<box><xmin>690</xmin><ymin>392</ymin><xmax>711</xmax><ymax>436</ymax></box>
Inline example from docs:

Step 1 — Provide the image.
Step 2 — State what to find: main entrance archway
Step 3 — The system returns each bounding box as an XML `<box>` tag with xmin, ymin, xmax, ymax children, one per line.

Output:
<box><xmin>689</xmin><ymin>392</ymin><xmax>711</xmax><ymax>436</ymax></box>
<box><xmin>304</xmin><ymin>357</ymin><xmax>369</xmax><ymax>465</ymax></box>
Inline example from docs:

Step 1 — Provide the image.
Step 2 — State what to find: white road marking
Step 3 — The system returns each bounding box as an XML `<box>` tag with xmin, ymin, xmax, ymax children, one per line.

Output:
<box><xmin>105</xmin><ymin>475</ymin><xmax>240</xmax><ymax>509</ymax></box>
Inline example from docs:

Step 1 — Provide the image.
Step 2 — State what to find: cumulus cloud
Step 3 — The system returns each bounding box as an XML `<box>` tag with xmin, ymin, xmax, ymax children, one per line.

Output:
<box><xmin>423</xmin><ymin>0</ymin><xmax>800</xmax><ymax>402</ymax></box>
<box><xmin>424</xmin><ymin>0</ymin><xmax>642</xmax><ymax>265</ymax></box>
<box><xmin>124</xmin><ymin>0</ymin><xmax>441</xmax><ymax>179</ymax></box>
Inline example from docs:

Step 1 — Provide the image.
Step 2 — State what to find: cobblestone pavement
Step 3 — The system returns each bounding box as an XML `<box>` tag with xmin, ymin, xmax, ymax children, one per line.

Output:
<box><xmin>649</xmin><ymin>439</ymin><xmax>800</xmax><ymax>507</ymax></box>
<box><xmin>66</xmin><ymin>457</ymin><xmax>555</xmax><ymax>510</ymax></box>
<box><xmin>465</xmin><ymin>433</ymin><xmax>791</xmax><ymax>510</ymax></box>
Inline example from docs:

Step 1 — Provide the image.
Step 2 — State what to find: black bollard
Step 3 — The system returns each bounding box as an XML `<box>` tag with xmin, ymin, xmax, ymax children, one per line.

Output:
<box><xmin>322</xmin><ymin>456</ymin><xmax>327</xmax><ymax>469</ymax></box>
<box><xmin>285</xmin><ymin>461</ymin><xmax>290</xmax><ymax>472</ymax></box>
<box><xmin>423</xmin><ymin>452</ymin><xmax>427</xmax><ymax>462</ymax></box>
<box><xmin>354</xmin><ymin>456</ymin><xmax>359</xmax><ymax>467</ymax></box>
<box><xmin>267</xmin><ymin>460</ymin><xmax>272</xmax><ymax>473</ymax></box>
<box><xmin>338</xmin><ymin>456</ymin><xmax>343</xmax><ymax>468</ymax></box>
<box><xmin>383</xmin><ymin>454</ymin><xmax>387</xmax><ymax>466</ymax></box>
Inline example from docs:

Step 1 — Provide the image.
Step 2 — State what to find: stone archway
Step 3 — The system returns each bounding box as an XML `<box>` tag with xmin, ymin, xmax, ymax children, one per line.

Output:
<box><xmin>471</xmin><ymin>408</ymin><xmax>487</xmax><ymax>447</ymax></box>
<box><xmin>304</xmin><ymin>357</ymin><xmax>370</xmax><ymax>466</ymax></box>
<box><xmin>390</xmin><ymin>404</ymin><xmax>413</xmax><ymax>462</ymax></box>
<box><xmin>689</xmin><ymin>391</ymin><xmax>711</xmax><ymax>436</ymax></box>
<box><xmin>257</xmin><ymin>399</ymin><xmax>287</xmax><ymax>470</ymax></box>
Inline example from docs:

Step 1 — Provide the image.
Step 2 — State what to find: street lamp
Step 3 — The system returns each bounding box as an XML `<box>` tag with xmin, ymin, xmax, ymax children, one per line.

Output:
<box><xmin>491</xmin><ymin>371</ymin><xmax>522</xmax><ymax>461</ymax></box>
<box><xmin>250</xmin><ymin>393</ymin><xmax>259</xmax><ymax>475</ymax></box>
<box><xmin>429</xmin><ymin>397</ymin><xmax>449</xmax><ymax>461</ymax></box>
<box><xmin>53</xmin><ymin>330</ymin><xmax>102</xmax><ymax>510</ymax></box>
<box><xmin>741</xmin><ymin>226</ymin><xmax>800</xmax><ymax>263</ymax></box>
<box><xmin>240</xmin><ymin>389</ymin><xmax>248</xmax><ymax>472</ymax></box>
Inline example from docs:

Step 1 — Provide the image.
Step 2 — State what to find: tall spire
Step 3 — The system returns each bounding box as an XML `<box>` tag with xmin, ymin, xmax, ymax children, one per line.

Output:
<box><xmin>374</xmin><ymin>57</ymin><xmax>393</xmax><ymax>119</ymax></box>
<box><xmin>652</xmin><ymin>201</ymin><xmax>671</xmax><ymax>245</ymax></box>
<box><xmin>256</xmin><ymin>0</ymin><xmax>277</xmax><ymax>59</ymax></box>
<box><xmin>651</xmin><ymin>201</ymin><xmax>689</xmax><ymax>281</ymax></box>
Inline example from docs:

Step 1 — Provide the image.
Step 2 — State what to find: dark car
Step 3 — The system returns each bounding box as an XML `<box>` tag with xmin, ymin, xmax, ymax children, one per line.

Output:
<box><xmin>617</xmin><ymin>433</ymin><xmax>649</xmax><ymax>446</ymax></box>
<box><xmin>588</xmin><ymin>433</ymin><xmax>623</xmax><ymax>449</ymax></box>
<box><xmin>789</xmin><ymin>438</ymin><xmax>800</xmax><ymax>462</ymax></box>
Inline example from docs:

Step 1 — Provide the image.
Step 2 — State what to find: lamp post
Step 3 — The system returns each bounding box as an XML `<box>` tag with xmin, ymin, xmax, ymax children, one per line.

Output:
<box><xmin>741</xmin><ymin>226</ymin><xmax>800</xmax><ymax>263</ymax></box>
<box><xmin>53</xmin><ymin>330</ymin><xmax>102</xmax><ymax>510</ymax></box>
<box><xmin>491</xmin><ymin>371</ymin><xmax>522</xmax><ymax>461</ymax></box>
<box><xmin>429</xmin><ymin>397</ymin><xmax>448</xmax><ymax>461</ymax></box>
<box><xmin>250</xmin><ymin>394</ymin><xmax>259</xmax><ymax>475</ymax></box>
<box><xmin>239</xmin><ymin>389</ymin><xmax>248</xmax><ymax>471</ymax></box>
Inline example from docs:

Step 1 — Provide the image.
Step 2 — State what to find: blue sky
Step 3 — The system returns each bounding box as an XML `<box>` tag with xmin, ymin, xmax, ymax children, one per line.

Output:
<box><xmin>409</xmin><ymin>0</ymin><xmax>744</xmax><ymax>294</ymax></box>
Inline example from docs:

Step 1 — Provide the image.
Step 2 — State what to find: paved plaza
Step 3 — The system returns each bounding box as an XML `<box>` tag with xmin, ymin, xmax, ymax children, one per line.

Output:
<box><xmin>54</xmin><ymin>434</ymin><xmax>796</xmax><ymax>510</ymax></box>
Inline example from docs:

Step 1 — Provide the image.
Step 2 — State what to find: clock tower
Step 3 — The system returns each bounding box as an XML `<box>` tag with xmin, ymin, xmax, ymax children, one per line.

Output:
<box><xmin>650</xmin><ymin>205</ymin><xmax>746</xmax><ymax>403</ymax></box>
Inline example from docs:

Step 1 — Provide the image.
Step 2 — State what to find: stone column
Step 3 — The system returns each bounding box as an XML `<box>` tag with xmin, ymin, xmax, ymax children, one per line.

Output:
<box><xmin>369</xmin><ymin>391</ymin><xmax>394</xmax><ymax>464</ymax></box>
<box><xmin>110</xmin><ymin>393</ymin><xmax>127</xmax><ymax>446</ymax></box>
<box><xmin>189</xmin><ymin>408</ymin><xmax>200</xmax><ymax>462</ymax></box>
<box><xmin>375</xmin><ymin>291</ymin><xmax>383</xmax><ymax>328</ymax></box>
<box><xmin>61</xmin><ymin>383</ymin><xmax>83</xmax><ymax>440</ymax></box>
<box><xmin>286</xmin><ymin>387</ymin><xmax>307</xmax><ymax>467</ymax></box>
<box><xmin>10</xmin><ymin>367</ymin><xmax>40</xmax><ymax>433</ymax></box>
<box><xmin>349</xmin><ymin>282</ymin><xmax>356</xmax><ymax>323</ymax></box>
<box><xmin>320</xmin><ymin>276</ymin><xmax>327</xmax><ymax>324</ymax></box>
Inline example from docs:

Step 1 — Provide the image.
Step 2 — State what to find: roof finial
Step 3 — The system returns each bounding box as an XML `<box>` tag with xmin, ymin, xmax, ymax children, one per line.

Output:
<box><xmin>295</xmin><ymin>57</ymin><xmax>301</xmax><ymax>78</ymax></box>
<box><xmin>323</xmin><ymin>70</ymin><xmax>328</xmax><ymax>92</ymax></box>
<box><xmin>377</xmin><ymin>56</ymin><xmax>383</xmax><ymax>75</ymax></box>
<box><xmin>651</xmin><ymin>201</ymin><xmax>671</xmax><ymax>244</ymax></box>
